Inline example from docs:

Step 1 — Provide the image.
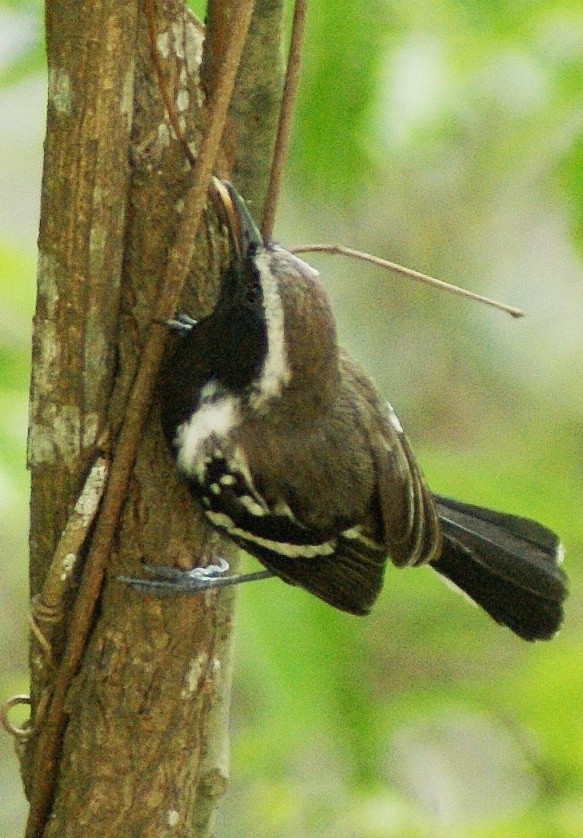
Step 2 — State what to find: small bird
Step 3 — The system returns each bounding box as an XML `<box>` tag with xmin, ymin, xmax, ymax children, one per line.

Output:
<box><xmin>123</xmin><ymin>180</ymin><xmax>567</xmax><ymax>641</ymax></box>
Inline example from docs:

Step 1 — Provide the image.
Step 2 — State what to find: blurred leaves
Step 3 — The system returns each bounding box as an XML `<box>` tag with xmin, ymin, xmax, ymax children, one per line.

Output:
<box><xmin>557</xmin><ymin>131</ymin><xmax>583</xmax><ymax>253</ymax></box>
<box><xmin>291</xmin><ymin>0</ymin><xmax>390</xmax><ymax>196</ymax></box>
<box><xmin>0</xmin><ymin>1</ymin><xmax>43</xmax><ymax>86</ymax></box>
<box><xmin>0</xmin><ymin>240</ymin><xmax>33</xmax><ymax>520</ymax></box>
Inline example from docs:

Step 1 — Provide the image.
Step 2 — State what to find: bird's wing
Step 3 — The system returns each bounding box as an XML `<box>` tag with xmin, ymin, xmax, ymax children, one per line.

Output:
<box><xmin>369</xmin><ymin>402</ymin><xmax>442</xmax><ymax>568</ymax></box>
<box><xmin>192</xmin><ymin>449</ymin><xmax>387</xmax><ymax>614</ymax></box>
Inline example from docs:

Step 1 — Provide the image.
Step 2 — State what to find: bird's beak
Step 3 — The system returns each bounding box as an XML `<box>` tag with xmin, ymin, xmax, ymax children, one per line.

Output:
<box><xmin>212</xmin><ymin>178</ymin><xmax>263</xmax><ymax>260</ymax></box>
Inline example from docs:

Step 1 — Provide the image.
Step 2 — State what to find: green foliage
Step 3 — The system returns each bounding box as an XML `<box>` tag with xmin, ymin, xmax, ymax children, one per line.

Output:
<box><xmin>557</xmin><ymin>131</ymin><xmax>583</xmax><ymax>253</ymax></box>
<box><xmin>0</xmin><ymin>0</ymin><xmax>43</xmax><ymax>86</ymax></box>
<box><xmin>186</xmin><ymin>0</ymin><xmax>206</xmax><ymax>22</ymax></box>
<box><xmin>227</xmin><ymin>422</ymin><xmax>582</xmax><ymax>835</ymax></box>
<box><xmin>291</xmin><ymin>0</ymin><xmax>391</xmax><ymax>197</ymax></box>
<box><xmin>0</xmin><ymin>241</ymin><xmax>33</xmax><ymax>506</ymax></box>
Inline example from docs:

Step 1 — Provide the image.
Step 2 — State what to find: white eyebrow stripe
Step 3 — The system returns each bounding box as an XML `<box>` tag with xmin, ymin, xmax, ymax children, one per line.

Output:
<box><xmin>251</xmin><ymin>248</ymin><xmax>291</xmax><ymax>408</ymax></box>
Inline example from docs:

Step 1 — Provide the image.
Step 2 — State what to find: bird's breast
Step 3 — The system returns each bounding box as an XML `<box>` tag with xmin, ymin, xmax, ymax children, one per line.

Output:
<box><xmin>174</xmin><ymin>382</ymin><xmax>242</xmax><ymax>482</ymax></box>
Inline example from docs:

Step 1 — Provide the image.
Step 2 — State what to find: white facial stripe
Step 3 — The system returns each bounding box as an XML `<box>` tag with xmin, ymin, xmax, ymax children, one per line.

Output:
<box><xmin>252</xmin><ymin>248</ymin><xmax>291</xmax><ymax>407</ymax></box>
<box><xmin>205</xmin><ymin>509</ymin><xmax>337</xmax><ymax>558</ymax></box>
<box><xmin>175</xmin><ymin>394</ymin><xmax>240</xmax><ymax>478</ymax></box>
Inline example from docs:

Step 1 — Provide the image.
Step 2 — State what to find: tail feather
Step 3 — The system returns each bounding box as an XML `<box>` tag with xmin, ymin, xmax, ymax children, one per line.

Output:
<box><xmin>431</xmin><ymin>495</ymin><xmax>567</xmax><ymax>641</ymax></box>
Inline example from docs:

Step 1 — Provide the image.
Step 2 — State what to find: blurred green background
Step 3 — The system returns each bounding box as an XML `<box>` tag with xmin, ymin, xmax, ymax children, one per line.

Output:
<box><xmin>1</xmin><ymin>1</ymin><xmax>582</xmax><ymax>835</ymax></box>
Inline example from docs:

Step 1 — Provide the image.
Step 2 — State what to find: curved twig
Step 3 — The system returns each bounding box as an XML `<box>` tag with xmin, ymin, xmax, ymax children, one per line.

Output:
<box><xmin>261</xmin><ymin>0</ymin><xmax>308</xmax><ymax>239</ymax></box>
<box><xmin>291</xmin><ymin>243</ymin><xmax>525</xmax><ymax>318</ymax></box>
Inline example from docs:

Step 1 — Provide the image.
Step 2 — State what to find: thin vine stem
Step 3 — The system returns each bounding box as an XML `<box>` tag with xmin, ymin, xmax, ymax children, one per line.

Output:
<box><xmin>261</xmin><ymin>0</ymin><xmax>307</xmax><ymax>239</ymax></box>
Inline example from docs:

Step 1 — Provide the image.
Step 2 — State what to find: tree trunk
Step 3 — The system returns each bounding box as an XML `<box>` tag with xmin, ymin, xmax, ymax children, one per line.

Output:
<box><xmin>25</xmin><ymin>0</ymin><xmax>283</xmax><ymax>834</ymax></box>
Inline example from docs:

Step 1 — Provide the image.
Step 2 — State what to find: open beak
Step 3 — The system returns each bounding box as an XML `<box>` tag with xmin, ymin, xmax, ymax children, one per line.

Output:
<box><xmin>212</xmin><ymin>178</ymin><xmax>263</xmax><ymax>260</ymax></box>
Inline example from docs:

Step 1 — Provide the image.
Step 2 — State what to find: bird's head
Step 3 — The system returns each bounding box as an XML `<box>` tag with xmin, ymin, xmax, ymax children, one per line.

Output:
<box><xmin>212</xmin><ymin>180</ymin><xmax>339</xmax><ymax>414</ymax></box>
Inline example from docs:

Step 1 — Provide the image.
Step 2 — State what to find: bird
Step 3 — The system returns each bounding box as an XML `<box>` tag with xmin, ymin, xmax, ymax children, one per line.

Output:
<box><xmin>121</xmin><ymin>179</ymin><xmax>567</xmax><ymax>642</ymax></box>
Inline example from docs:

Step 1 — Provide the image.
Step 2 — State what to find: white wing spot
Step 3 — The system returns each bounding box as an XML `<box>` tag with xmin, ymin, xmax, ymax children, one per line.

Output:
<box><xmin>341</xmin><ymin>526</ymin><xmax>383</xmax><ymax>551</ymax></box>
<box><xmin>206</xmin><ymin>510</ymin><xmax>236</xmax><ymax>530</ymax></box>
<box><xmin>387</xmin><ymin>403</ymin><xmax>404</xmax><ymax>434</ymax></box>
<box><xmin>239</xmin><ymin>495</ymin><xmax>267</xmax><ymax>516</ymax></box>
<box><xmin>272</xmin><ymin>499</ymin><xmax>296</xmax><ymax>520</ymax></box>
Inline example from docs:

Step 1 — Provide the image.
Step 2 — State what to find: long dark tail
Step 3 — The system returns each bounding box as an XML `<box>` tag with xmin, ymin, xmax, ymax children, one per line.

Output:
<box><xmin>431</xmin><ymin>496</ymin><xmax>567</xmax><ymax>641</ymax></box>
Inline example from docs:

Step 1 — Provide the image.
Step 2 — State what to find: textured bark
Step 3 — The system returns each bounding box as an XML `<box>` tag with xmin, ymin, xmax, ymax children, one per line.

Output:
<box><xmin>26</xmin><ymin>0</ymin><xmax>284</xmax><ymax>835</ymax></box>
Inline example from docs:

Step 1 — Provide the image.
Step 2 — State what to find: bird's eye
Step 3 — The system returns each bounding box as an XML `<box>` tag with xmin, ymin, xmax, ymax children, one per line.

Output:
<box><xmin>244</xmin><ymin>280</ymin><xmax>261</xmax><ymax>306</ymax></box>
<box><xmin>241</xmin><ymin>266</ymin><xmax>262</xmax><ymax>307</ymax></box>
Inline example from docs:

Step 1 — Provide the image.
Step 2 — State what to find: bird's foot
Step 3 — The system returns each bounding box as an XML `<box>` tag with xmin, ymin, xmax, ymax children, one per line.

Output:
<box><xmin>118</xmin><ymin>558</ymin><xmax>273</xmax><ymax>595</ymax></box>
<box><xmin>164</xmin><ymin>312</ymin><xmax>198</xmax><ymax>334</ymax></box>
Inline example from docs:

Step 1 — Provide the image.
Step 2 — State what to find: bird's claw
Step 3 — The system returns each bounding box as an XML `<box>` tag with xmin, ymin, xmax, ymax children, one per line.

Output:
<box><xmin>164</xmin><ymin>312</ymin><xmax>198</xmax><ymax>334</ymax></box>
<box><xmin>118</xmin><ymin>558</ymin><xmax>231</xmax><ymax>595</ymax></box>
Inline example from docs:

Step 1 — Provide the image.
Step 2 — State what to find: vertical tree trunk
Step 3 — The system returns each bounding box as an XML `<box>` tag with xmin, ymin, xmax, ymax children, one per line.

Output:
<box><xmin>25</xmin><ymin>0</ymin><xmax>283</xmax><ymax>834</ymax></box>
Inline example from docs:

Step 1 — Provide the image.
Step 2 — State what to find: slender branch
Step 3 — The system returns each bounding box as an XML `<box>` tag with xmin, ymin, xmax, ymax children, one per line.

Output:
<box><xmin>32</xmin><ymin>457</ymin><xmax>108</xmax><ymax>632</ymax></box>
<box><xmin>24</xmin><ymin>4</ymin><xmax>256</xmax><ymax>836</ymax></box>
<box><xmin>261</xmin><ymin>0</ymin><xmax>307</xmax><ymax>239</ymax></box>
<box><xmin>25</xmin><ymin>454</ymin><xmax>109</xmax><ymax>727</ymax></box>
<box><xmin>291</xmin><ymin>243</ymin><xmax>525</xmax><ymax>318</ymax></box>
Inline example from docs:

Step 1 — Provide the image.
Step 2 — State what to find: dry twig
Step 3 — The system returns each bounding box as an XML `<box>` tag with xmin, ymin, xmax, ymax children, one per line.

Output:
<box><xmin>261</xmin><ymin>0</ymin><xmax>308</xmax><ymax>239</ymax></box>
<box><xmin>291</xmin><ymin>243</ymin><xmax>525</xmax><ymax>318</ymax></box>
